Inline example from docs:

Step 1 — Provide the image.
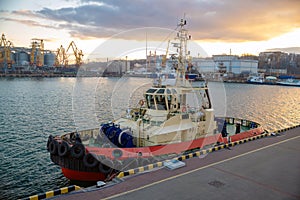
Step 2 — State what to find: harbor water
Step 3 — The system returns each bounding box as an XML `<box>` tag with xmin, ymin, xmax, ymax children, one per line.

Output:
<box><xmin>0</xmin><ymin>77</ymin><xmax>299</xmax><ymax>200</ymax></box>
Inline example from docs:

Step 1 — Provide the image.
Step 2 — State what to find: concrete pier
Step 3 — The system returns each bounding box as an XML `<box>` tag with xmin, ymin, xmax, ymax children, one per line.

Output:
<box><xmin>52</xmin><ymin>127</ymin><xmax>300</xmax><ymax>200</ymax></box>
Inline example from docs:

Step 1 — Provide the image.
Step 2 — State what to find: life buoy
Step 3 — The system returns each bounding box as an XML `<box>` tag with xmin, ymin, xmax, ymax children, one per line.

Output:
<box><xmin>83</xmin><ymin>153</ymin><xmax>99</xmax><ymax>168</ymax></box>
<box><xmin>49</xmin><ymin>140</ymin><xmax>58</xmax><ymax>155</ymax></box>
<box><xmin>70</xmin><ymin>143</ymin><xmax>85</xmax><ymax>159</ymax></box>
<box><xmin>98</xmin><ymin>159</ymin><xmax>113</xmax><ymax>174</ymax></box>
<box><xmin>58</xmin><ymin>141</ymin><xmax>70</xmax><ymax>157</ymax></box>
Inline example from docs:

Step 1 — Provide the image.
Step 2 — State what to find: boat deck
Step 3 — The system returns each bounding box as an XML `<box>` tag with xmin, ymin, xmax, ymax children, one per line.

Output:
<box><xmin>226</xmin><ymin>124</ymin><xmax>250</xmax><ymax>135</ymax></box>
<box><xmin>51</xmin><ymin>126</ymin><xmax>300</xmax><ymax>200</ymax></box>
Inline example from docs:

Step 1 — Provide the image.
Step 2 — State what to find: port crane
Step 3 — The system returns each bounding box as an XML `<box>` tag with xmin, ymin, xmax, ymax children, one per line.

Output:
<box><xmin>0</xmin><ymin>33</ymin><xmax>14</xmax><ymax>71</ymax></box>
<box><xmin>161</xmin><ymin>40</ymin><xmax>170</xmax><ymax>68</ymax></box>
<box><xmin>30</xmin><ymin>38</ymin><xmax>44</xmax><ymax>67</ymax></box>
<box><xmin>55</xmin><ymin>45</ymin><xmax>67</xmax><ymax>67</ymax></box>
<box><xmin>66</xmin><ymin>41</ymin><xmax>84</xmax><ymax>67</ymax></box>
<box><xmin>55</xmin><ymin>41</ymin><xmax>83</xmax><ymax>67</ymax></box>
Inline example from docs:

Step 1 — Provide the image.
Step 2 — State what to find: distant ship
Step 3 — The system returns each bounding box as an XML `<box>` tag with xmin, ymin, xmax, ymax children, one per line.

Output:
<box><xmin>277</xmin><ymin>78</ymin><xmax>300</xmax><ymax>87</ymax></box>
<box><xmin>247</xmin><ymin>75</ymin><xmax>264</xmax><ymax>84</ymax></box>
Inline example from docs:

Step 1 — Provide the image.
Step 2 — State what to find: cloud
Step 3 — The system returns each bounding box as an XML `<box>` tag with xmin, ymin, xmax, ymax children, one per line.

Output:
<box><xmin>1</xmin><ymin>17</ymin><xmax>56</xmax><ymax>29</ymax></box>
<box><xmin>58</xmin><ymin>23</ymin><xmax>118</xmax><ymax>39</ymax></box>
<box><xmin>4</xmin><ymin>0</ymin><xmax>300</xmax><ymax>42</ymax></box>
<box><xmin>11</xmin><ymin>10</ymin><xmax>42</xmax><ymax>18</ymax></box>
<box><xmin>267</xmin><ymin>47</ymin><xmax>300</xmax><ymax>54</ymax></box>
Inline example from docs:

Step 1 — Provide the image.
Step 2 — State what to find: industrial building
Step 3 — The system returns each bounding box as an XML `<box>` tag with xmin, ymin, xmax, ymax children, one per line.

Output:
<box><xmin>193</xmin><ymin>55</ymin><xmax>258</xmax><ymax>75</ymax></box>
<box><xmin>257</xmin><ymin>51</ymin><xmax>300</xmax><ymax>75</ymax></box>
<box><xmin>0</xmin><ymin>33</ymin><xmax>83</xmax><ymax>74</ymax></box>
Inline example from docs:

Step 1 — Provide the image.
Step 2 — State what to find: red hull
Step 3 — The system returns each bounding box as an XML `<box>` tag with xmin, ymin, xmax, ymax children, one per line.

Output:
<box><xmin>61</xmin><ymin>167</ymin><xmax>106</xmax><ymax>182</ymax></box>
<box><xmin>221</xmin><ymin>127</ymin><xmax>265</xmax><ymax>143</ymax></box>
<box><xmin>51</xmin><ymin>127</ymin><xmax>264</xmax><ymax>182</ymax></box>
<box><xmin>86</xmin><ymin>134</ymin><xmax>224</xmax><ymax>159</ymax></box>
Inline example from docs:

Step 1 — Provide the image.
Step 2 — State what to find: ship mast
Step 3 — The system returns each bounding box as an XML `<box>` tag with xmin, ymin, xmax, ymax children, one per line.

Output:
<box><xmin>175</xmin><ymin>18</ymin><xmax>191</xmax><ymax>86</ymax></box>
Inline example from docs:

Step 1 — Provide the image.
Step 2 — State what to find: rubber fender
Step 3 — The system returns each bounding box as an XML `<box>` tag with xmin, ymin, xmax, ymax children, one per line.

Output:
<box><xmin>70</xmin><ymin>143</ymin><xmax>85</xmax><ymax>159</ymax></box>
<box><xmin>49</xmin><ymin>140</ymin><xmax>58</xmax><ymax>155</ymax></box>
<box><xmin>83</xmin><ymin>153</ymin><xmax>99</xmax><ymax>168</ymax></box>
<box><xmin>99</xmin><ymin>159</ymin><xmax>113</xmax><ymax>174</ymax></box>
<box><xmin>73</xmin><ymin>133</ymin><xmax>82</xmax><ymax>144</ymax></box>
<box><xmin>58</xmin><ymin>141</ymin><xmax>70</xmax><ymax>157</ymax></box>
<box><xmin>47</xmin><ymin>135</ymin><xmax>54</xmax><ymax>151</ymax></box>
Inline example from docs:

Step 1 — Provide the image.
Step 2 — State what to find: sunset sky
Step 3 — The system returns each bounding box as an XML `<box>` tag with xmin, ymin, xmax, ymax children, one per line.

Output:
<box><xmin>1</xmin><ymin>0</ymin><xmax>300</xmax><ymax>60</ymax></box>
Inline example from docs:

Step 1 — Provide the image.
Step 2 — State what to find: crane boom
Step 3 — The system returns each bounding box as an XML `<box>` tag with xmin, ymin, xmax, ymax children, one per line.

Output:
<box><xmin>0</xmin><ymin>33</ymin><xmax>13</xmax><ymax>64</ymax></box>
<box><xmin>54</xmin><ymin>41</ymin><xmax>83</xmax><ymax>68</ymax></box>
<box><xmin>66</xmin><ymin>41</ymin><xmax>84</xmax><ymax>66</ymax></box>
<box><xmin>161</xmin><ymin>40</ymin><xmax>170</xmax><ymax>67</ymax></box>
<box><xmin>55</xmin><ymin>45</ymin><xmax>67</xmax><ymax>67</ymax></box>
<box><xmin>30</xmin><ymin>38</ymin><xmax>44</xmax><ymax>67</ymax></box>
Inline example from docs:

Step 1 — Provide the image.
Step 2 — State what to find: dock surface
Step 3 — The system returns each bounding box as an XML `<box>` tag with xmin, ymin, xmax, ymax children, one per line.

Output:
<box><xmin>52</xmin><ymin>127</ymin><xmax>300</xmax><ymax>200</ymax></box>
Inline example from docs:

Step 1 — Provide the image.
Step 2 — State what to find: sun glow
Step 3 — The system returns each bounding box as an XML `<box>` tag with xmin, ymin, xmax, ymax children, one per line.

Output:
<box><xmin>1</xmin><ymin>0</ymin><xmax>299</xmax><ymax>60</ymax></box>
<box><xmin>198</xmin><ymin>28</ymin><xmax>300</xmax><ymax>56</ymax></box>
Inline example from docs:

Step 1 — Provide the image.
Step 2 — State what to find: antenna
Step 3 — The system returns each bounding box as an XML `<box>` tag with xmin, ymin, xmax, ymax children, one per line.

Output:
<box><xmin>146</xmin><ymin>31</ymin><xmax>148</xmax><ymax>72</ymax></box>
<box><xmin>174</xmin><ymin>16</ymin><xmax>190</xmax><ymax>86</ymax></box>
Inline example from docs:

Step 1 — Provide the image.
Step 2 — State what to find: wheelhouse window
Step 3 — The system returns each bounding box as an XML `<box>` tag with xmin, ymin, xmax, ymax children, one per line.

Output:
<box><xmin>156</xmin><ymin>95</ymin><xmax>167</xmax><ymax>110</ymax></box>
<box><xmin>146</xmin><ymin>94</ymin><xmax>155</xmax><ymax>109</ymax></box>
<box><xmin>144</xmin><ymin>88</ymin><xmax>168</xmax><ymax>111</ymax></box>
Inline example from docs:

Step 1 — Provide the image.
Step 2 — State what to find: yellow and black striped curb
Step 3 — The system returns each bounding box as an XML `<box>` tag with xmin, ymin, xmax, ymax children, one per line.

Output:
<box><xmin>21</xmin><ymin>185</ymin><xmax>81</xmax><ymax>200</ymax></box>
<box><xmin>175</xmin><ymin>132</ymin><xmax>271</xmax><ymax>162</ymax></box>
<box><xmin>117</xmin><ymin>162</ymin><xmax>164</xmax><ymax>178</ymax></box>
<box><xmin>272</xmin><ymin>124</ymin><xmax>300</xmax><ymax>134</ymax></box>
<box><xmin>117</xmin><ymin>132</ymin><xmax>270</xmax><ymax>178</ymax></box>
<box><xmin>117</xmin><ymin>124</ymin><xmax>300</xmax><ymax>179</ymax></box>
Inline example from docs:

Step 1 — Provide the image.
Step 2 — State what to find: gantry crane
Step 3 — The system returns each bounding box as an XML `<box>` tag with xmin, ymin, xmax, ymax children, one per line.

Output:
<box><xmin>0</xmin><ymin>33</ymin><xmax>14</xmax><ymax>71</ymax></box>
<box><xmin>30</xmin><ymin>38</ymin><xmax>44</xmax><ymax>67</ymax></box>
<box><xmin>161</xmin><ymin>40</ymin><xmax>170</xmax><ymax>68</ymax></box>
<box><xmin>55</xmin><ymin>41</ymin><xmax>83</xmax><ymax>67</ymax></box>
<box><xmin>66</xmin><ymin>41</ymin><xmax>84</xmax><ymax>67</ymax></box>
<box><xmin>0</xmin><ymin>33</ymin><xmax>14</xmax><ymax>63</ymax></box>
<box><xmin>55</xmin><ymin>45</ymin><xmax>67</xmax><ymax>67</ymax></box>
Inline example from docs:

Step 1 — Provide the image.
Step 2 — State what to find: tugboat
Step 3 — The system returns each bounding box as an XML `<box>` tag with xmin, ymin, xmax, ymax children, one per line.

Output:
<box><xmin>47</xmin><ymin>19</ymin><xmax>265</xmax><ymax>182</ymax></box>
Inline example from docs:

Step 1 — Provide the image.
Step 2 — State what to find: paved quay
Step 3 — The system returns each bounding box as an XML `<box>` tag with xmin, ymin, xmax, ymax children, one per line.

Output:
<box><xmin>52</xmin><ymin>127</ymin><xmax>300</xmax><ymax>200</ymax></box>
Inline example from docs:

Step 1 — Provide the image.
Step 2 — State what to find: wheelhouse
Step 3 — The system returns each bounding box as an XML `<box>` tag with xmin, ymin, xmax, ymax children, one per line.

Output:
<box><xmin>144</xmin><ymin>84</ymin><xmax>211</xmax><ymax>114</ymax></box>
<box><xmin>144</xmin><ymin>87</ymin><xmax>179</xmax><ymax>111</ymax></box>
